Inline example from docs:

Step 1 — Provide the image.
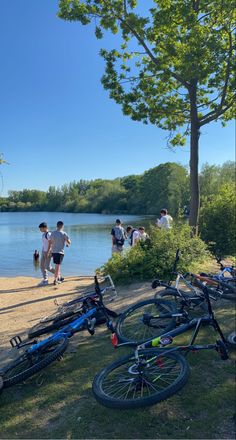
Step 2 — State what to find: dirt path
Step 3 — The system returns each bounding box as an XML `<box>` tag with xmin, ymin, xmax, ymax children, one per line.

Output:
<box><xmin>0</xmin><ymin>276</ymin><xmax>154</xmax><ymax>364</ymax></box>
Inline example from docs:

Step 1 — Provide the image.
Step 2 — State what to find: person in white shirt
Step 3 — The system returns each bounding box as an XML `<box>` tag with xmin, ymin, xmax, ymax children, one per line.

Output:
<box><xmin>156</xmin><ymin>209</ymin><xmax>173</xmax><ymax>230</ymax></box>
<box><xmin>126</xmin><ymin>226</ymin><xmax>141</xmax><ymax>247</ymax></box>
<box><xmin>38</xmin><ymin>222</ymin><xmax>55</xmax><ymax>286</ymax></box>
<box><xmin>138</xmin><ymin>226</ymin><xmax>150</xmax><ymax>241</ymax></box>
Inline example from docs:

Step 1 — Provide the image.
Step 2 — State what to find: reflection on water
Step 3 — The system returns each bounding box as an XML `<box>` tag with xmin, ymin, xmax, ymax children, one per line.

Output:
<box><xmin>0</xmin><ymin>212</ymin><xmax>154</xmax><ymax>277</ymax></box>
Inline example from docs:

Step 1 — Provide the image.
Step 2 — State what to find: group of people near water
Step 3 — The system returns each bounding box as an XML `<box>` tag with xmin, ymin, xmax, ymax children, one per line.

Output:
<box><xmin>34</xmin><ymin>221</ymin><xmax>71</xmax><ymax>286</ymax></box>
<box><xmin>111</xmin><ymin>208</ymin><xmax>173</xmax><ymax>254</ymax></box>
<box><xmin>35</xmin><ymin>208</ymin><xmax>172</xmax><ymax>287</ymax></box>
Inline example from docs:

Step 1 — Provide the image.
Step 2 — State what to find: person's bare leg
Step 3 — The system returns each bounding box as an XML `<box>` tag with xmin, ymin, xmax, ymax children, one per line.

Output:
<box><xmin>54</xmin><ymin>264</ymin><xmax>60</xmax><ymax>281</ymax></box>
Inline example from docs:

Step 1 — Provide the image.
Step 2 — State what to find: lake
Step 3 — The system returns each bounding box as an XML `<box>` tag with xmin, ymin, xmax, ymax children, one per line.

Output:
<box><xmin>0</xmin><ymin>212</ymin><xmax>153</xmax><ymax>278</ymax></box>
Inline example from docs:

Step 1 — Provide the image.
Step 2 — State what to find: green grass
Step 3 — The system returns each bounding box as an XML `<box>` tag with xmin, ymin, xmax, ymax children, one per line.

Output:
<box><xmin>0</xmin><ymin>302</ymin><xmax>235</xmax><ymax>439</ymax></box>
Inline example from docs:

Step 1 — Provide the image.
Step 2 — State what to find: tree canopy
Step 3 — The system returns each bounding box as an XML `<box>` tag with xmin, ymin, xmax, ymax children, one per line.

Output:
<box><xmin>1</xmin><ymin>161</ymin><xmax>234</xmax><ymax>216</ymax></box>
<box><xmin>58</xmin><ymin>0</ymin><xmax>235</xmax><ymax>230</ymax></box>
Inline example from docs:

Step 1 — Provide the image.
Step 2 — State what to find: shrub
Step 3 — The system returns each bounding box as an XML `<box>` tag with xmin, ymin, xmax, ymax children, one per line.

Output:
<box><xmin>199</xmin><ymin>184</ymin><xmax>236</xmax><ymax>257</ymax></box>
<box><xmin>100</xmin><ymin>225</ymin><xmax>209</xmax><ymax>283</ymax></box>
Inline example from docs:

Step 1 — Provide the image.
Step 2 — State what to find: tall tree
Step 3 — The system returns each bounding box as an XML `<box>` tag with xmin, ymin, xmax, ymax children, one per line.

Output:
<box><xmin>58</xmin><ymin>0</ymin><xmax>235</xmax><ymax>232</ymax></box>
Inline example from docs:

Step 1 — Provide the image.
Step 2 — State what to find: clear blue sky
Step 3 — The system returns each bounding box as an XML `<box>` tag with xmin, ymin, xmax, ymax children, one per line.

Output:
<box><xmin>0</xmin><ymin>0</ymin><xmax>235</xmax><ymax>196</ymax></box>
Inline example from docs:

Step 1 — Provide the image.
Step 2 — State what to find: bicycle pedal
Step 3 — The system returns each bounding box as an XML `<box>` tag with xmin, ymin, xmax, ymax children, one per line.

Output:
<box><xmin>10</xmin><ymin>335</ymin><xmax>22</xmax><ymax>349</ymax></box>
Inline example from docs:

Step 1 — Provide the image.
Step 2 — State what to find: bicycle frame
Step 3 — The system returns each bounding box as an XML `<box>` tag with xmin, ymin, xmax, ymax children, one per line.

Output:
<box><xmin>54</xmin><ymin>275</ymin><xmax>117</xmax><ymax>310</ymax></box>
<box><xmin>27</xmin><ymin>307</ymin><xmax>97</xmax><ymax>354</ymax></box>
<box><xmin>114</xmin><ymin>282</ymin><xmax>228</xmax><ymax>361</ymax></box>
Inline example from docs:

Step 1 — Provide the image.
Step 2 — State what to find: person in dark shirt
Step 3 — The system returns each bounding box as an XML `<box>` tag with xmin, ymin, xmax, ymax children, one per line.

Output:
<box><xmin>111</xmin><ymin>219</ymin><xmax>127</xmax><ymax>254</ymax></box>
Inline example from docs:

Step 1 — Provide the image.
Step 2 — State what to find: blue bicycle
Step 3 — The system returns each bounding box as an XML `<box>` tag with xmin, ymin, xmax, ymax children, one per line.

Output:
<box><xmin>199</xmin><ymin>256</ymin><xmax>236</xmax><ymax>300</ymax></box>
<box><xmin>1</xmin><ymin>277</ymin><xmax>115</xmax><ymax>390</ymax></box>
<box><xmin>28</xmin><ymin>275</ymin><xmax>117</xmax><ymax>338</ymax></box>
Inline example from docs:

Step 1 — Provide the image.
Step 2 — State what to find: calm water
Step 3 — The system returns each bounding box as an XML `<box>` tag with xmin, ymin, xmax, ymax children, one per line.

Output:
<box><xmin>0</xmin><ymin>212</ymin><xmax>151</xmax><ymax>277</ymax></box>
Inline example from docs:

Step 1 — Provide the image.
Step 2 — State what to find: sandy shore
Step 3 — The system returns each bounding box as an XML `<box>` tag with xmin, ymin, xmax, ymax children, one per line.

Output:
<box><xmin>0</xmin><ymin>275</ymin><xmax>154</xmax><ymax>364</ymax></box>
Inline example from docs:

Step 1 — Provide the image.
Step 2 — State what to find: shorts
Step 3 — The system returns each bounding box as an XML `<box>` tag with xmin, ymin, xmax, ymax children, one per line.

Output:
<box><xmin>52</xmin><ymin>253</ymin><xmax>64</xmax><ymax>265</ymax></box>
<box><xmin>112</xmin><ymin>244</ymin><xmax>124</xmax><ymax>254</ymax></box>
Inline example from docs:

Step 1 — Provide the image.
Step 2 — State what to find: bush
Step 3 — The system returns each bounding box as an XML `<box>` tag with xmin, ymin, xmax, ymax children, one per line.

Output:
<box><xmin>199</xmin><ymin>184</ymin><xmax>236</xmax><ymax>257</ymax></box>
<box><xmin>100</xmin><ymin>225</ymin><xmax>209</xmax><ymax>283</ymax></box>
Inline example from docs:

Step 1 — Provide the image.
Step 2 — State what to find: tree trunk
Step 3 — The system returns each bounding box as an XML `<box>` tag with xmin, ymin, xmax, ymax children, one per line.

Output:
<box><xmin>189</xmin><ymin>82</ymin><xmax>200</xmax><ymax>234</ymax></box>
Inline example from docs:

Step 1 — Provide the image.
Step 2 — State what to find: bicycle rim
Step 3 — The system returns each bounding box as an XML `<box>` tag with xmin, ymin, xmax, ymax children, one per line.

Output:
<box><xmin>2</xmin><ymin>337</ymin><xmax>68</xmax><ymax>388</ymax></box>
<box><xmin>93</xmin><ymin>350</ymin><xmax>189</xmax><ymax>409</ymax></box>
<box><xmin>116</xmin><ymin>299</ymin><xmax>177</xmax><ymax>344</ymax></box>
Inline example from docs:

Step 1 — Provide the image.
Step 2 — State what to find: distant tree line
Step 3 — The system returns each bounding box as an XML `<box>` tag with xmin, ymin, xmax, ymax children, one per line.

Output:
<box><xmin>0</xmin><ymin>161</ymin><xmax>235</xmax><ymax>218</ymax></box>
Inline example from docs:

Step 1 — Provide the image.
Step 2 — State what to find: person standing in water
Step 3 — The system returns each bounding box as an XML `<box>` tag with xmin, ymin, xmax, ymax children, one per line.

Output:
<box><xmin>47</xmin><ymin>221</ymin><xmax>71</xmax><ymax>286</ymax></box>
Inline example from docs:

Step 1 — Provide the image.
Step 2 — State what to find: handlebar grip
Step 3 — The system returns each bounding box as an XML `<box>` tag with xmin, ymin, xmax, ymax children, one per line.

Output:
<box><xmin>152</xmin><ymin>280</ymin><xmax>161</xmax><ymax>289</ymax></box>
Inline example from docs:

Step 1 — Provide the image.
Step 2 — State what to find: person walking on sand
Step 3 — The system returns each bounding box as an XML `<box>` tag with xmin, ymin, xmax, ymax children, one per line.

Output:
<box><xmin>111</xmin><ymin>219</ymin><xmax>127</xmax><ymax>254</ymax></box>
<box><xmin>37</xmin><ymin>222</ymin><xmax>55</xmax><ymax>286</ymax></box>
<box><xmin>47</xmin><ymin>221</ymin><xmax>71</xmax><ymax>286</ymax></box>
<box><xmin>156</xmin><ymin>209</ymin><xmax>173</xmax><ymax>230</ymax></box>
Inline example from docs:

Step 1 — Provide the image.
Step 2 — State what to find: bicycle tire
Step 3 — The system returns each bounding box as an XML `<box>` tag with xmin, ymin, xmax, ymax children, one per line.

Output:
<box><xmin>28</xmin><ymin>310</ymin><xmax>83</xmax><ymax>339</ymax></box>
<box><xmin>116</xmin><ymin>299</ymin><xmax>177</xmax><ymax>344</ymax></box>
<box><xmin>2</xmin><ymin>337</ymin><xmax>68</xmax><ymax>388</ymax></box>
<box><xmin>38</xmin><ymin>304</ymin><xmax>82</xmax><ymax>324</ymax></box>
<box><xmin>218</xmin><ymin>280</ymin><xmax>236</xmax><ymax>301</ymax></box>
<box><xmin>155</xmin><ymin>288</ymin><xmax>208</xmax><ymax>314</ymax></box>
<box><xmin>93</xmin><ymin>349</ymin><xmax>189</xmax><ymax>409</ymax></box>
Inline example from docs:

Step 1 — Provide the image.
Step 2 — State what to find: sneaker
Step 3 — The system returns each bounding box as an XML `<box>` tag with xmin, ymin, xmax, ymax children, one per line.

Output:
<box><xmin>59</xmin><ymin>277</ymin><xmax>65</xmax><ymax>282</ymax></box>
<box><xmin>38</xmin><ymin>279</ymin><xmax>49</xmax><ymax>287</ymax></box>
<box><xmin>53</xmin><ymin>279</ymin><xmax>61</xmax><ymax>286</ymax></box>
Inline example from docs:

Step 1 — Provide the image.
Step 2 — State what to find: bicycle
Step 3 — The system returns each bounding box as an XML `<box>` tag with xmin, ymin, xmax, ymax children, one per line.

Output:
<box><xmin>92</xmin><ymin>279</ymin><xmax>230</xmax><ymax>409</ymax></box>
<box><xmin>198</xmin><ymin>256</ymin><xmax>236</xmax><ymax>300</ymax></box>
<box><xmin>0</xmin><ymin>277</ymin><xmax>116</xmax><ymax>390</ymax></box>
<box><xmin>28</xmin><ymin>275</ymin><xmax>118</xmax><ymax>339</ymax></box>
<box><xmin>116</xmin><ymin>251</ymin><xmax>210</xmax><ymax>344</ymax></box>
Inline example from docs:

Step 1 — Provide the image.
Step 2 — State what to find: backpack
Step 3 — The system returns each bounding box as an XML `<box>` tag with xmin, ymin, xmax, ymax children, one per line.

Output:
<box><xmin>44</xmin><ymin>231</ymin><xmax>50</xmax><ymax>240</ymax></box>
<box><xmin>113</xmin><ymin>226</ymin><xmax>125</xmax><ymax>247</ymax></box>
<box><xmin>130</xmin><ymin>229</ymin><xmax>139</xmax><ymax>246</ymax></box>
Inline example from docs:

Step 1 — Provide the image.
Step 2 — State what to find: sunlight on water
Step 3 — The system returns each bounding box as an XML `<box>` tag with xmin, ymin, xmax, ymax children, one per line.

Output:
<box><xmin>0</xmin><ymin>212</ymin><xmax>152</xmax><ymax>277</ymax></box>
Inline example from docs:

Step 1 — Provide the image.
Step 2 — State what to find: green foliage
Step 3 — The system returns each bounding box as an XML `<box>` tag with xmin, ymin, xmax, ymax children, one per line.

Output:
<box><xmin>140</xmin><ymin>162</ymin><xmax>188</xmax><ymax>214</ymax></box>
<box><xmin>58</xmin><ymin>0</ymin><xmax>235</xmax><ymax>140</ymax></box>
<box><xmin>58</xmin><ymin>1</ymin><xmax>235</xmax><ymax>228</ymax></box>
<box><xmin>199</xmin><ymin>161</ymin><xmax>235</xmax><ymax>201</ymax></box>
<box><xmin>101</xmin><ymin>224</ymin><xmax>209</xmax><ymax>283</ymax></box>
<box><xmin>199</xmin><ymin>183</ymin><xmax>236</xmax><ymax>257</ymax></box>
<box><xmin>0</xmin><ymin>162</ymin><xmax>189</xmax><ymax>214</ymax></box>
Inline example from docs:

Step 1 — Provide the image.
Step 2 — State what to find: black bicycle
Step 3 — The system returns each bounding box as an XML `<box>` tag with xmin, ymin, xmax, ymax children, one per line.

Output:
<box><xmin>93</xmin><ymin>280</ymin><xmax>229</xmax><ymax>409</ymax></box>
<box><xmin>28</xmin><ymin>275</ymin><xmax>118</xmax><ymax>339</ymax></box>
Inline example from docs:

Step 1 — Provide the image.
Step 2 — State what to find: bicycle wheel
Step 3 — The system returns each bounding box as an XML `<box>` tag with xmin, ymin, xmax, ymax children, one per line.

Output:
<box><xmin>218</xmin><ymin>280</ymin><xmax>236</xmax><ymax>301</ymax></box>
<box><xmin>155</xmin><ymin>288</ymin><xmax>208</xmax><ymax>315</ymax></box>
<box><xmin>93</xmin><ymin>349</ymin><xmax>189</xmax><ymax>409</ymax></box>
<box><xmin>116</xmin><ymin>299</ymin><xmax>177</xmax><ymax>344</ymax></box>
<box><xmin>39</xmin><ymin>304</ymin><xmax>81</xmax><ymax>324</ymax></box>
<box><xmin>28</xmin><ymin>309</ymin><xmax>83</xmax><ymax>339</ymax></box>
<box><xmin>2</xmin><ymin>337</ymin><xmax>68</xmax><ymax>388</ymax></box>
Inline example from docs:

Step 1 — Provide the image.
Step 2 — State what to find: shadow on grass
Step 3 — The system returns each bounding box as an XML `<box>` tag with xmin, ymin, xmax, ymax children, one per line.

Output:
<box><xmin>0</xmin><ymin>300</ymin><xmax>235</xmax><ymax>439</ymax></box>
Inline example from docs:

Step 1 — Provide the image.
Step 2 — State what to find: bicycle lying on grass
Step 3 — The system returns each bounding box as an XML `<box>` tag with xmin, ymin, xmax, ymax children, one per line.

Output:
<box><xmin>198</xmin><ymin>256</ymin><xmax>236</xmax><ymax>301</ymax></box>
<box><xmin>115</xmin><ymin>250</ymin><xmax>211</xmax><ymax>345</ymax></box>
<box><xmin>92</xmin><ymin>278</ymin><xmax>231</xmax><ymax>409</ymax></box>
<box><xmin>28</xmin><ymin>275</ymin><xmax>118</xmax><ymax>339</ymax></box>
<box><xmin>0</xmin><ymin>277</ymin><xmax>116</xmax><ymax>391</ymax></box>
